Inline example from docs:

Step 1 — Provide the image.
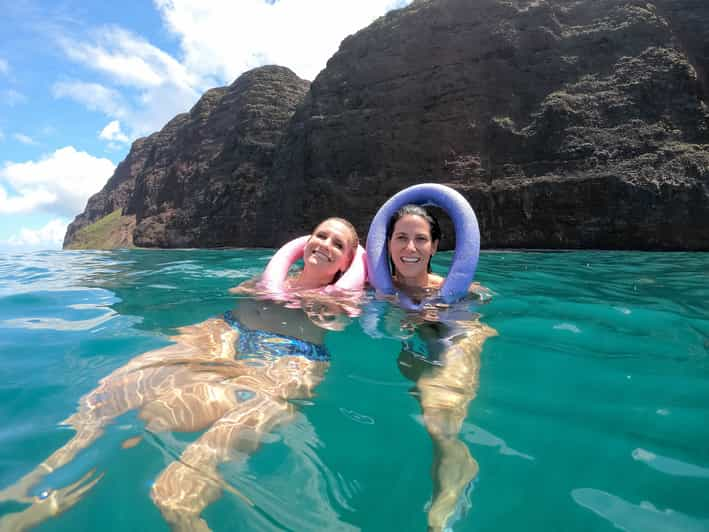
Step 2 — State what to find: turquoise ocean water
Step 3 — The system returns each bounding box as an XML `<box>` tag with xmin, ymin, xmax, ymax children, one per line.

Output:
<box><xmin>0</xmin><ymin>249</ymin><xmax>707</xmax><ymax>531</ymax></box>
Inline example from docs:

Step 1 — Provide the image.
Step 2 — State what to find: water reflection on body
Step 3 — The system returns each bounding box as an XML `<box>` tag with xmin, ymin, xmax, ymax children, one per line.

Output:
<box><xmin>384</xmin><ymin>204</ymin><xmax>497</xmax><ymax>531</ymax></box>
<box><xmin>150</xmin><ymin>298</ymin><xmax>343</xmax><ymax>531</ymax></box>
<box><xmin>396</xmin><ymin>311</ymin><xmax>495</xmax><ymax>531</ymax></box>
<box><xmin>0</xmin><ymin>218</ymin><xmax>360</xmax><ymax>531</ymax></box>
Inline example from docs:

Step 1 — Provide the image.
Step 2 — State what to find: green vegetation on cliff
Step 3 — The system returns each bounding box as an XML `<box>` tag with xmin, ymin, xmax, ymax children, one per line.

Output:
<box><xmin>64</xmin><ymin>210</ymin><xmax>136</xmax><ymax>250</ymax></box>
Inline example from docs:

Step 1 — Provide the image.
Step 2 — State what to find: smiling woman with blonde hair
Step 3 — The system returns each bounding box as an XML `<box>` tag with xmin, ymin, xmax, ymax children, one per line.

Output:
<box><xmin>0</xmin><ymin>217</ymin><xmax>362</xmax><ymax>532</ymax></box>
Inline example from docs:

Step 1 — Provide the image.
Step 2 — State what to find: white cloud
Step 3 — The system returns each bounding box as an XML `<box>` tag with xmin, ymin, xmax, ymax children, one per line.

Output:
<box><xmin>54</xmin><ymin>1</ymin><xmax>411</xmax><ymax>140</ymax></box>
<box><xmin>5</xmin><ymin>218</ymin><xmax>68</xmax><ymax>249</ymax></box>
<box><xmin>3</xmin><ymin>89</ymin><xmax>27</xmax><ymax>106</ymax></box>
<box><xmin>56</xmin><ymin>27</ymin><xmax>201</xmax><ymax>139</ymax></box>
<box><xmin>0</xmin><ymin>129</ymin><xmax>4</xmax><ymax>141</ymax></box>
<box><xmin>13</xmin><ymin>133</ymin><xmax>36</xmax><ymax>145</ymax></box>
<box><xmin>155</xmin><ymin>0</ymin><xmax>413</xmax><ymax>82</ymax></box>
<box><xmin>53</xmin><ymin>81</ymin><xmax>129</xmax><ymax>119</ymax></box>
<box><xmin>0</xmin><ymin>146</ymin><xmax>115</xmax><ymax>217</ymax></box>
<box><xmin>53</xmin><ymin>77</ymin><xmax>197</xmax><ymax>139</ymax></box>
<box><xmin>0</xmin><ymin>185</ymin><xmax>55</xmax><ymax>213</ymax></box>
<box><xmin>0</xmin><ymin>58</ymin><xmax>7</xmax><ymax>75</ymax></box>
<box><xmin>61</xmin><ymin>27</ymin><xmax>198</xmax><ymax>90</ymax></box>
<box><xmin>99</xmin><ymin>120</ymin><xmax>129</xmax><ymax>143</ymax></box>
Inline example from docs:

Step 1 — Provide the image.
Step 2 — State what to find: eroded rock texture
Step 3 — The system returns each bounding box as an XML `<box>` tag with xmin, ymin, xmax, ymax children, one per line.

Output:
<box><xmin>65</xmin><ymin>66</ymin><xmax>310</xmax><ymax>248</ymax></box>
<box><xmin>65</xmin><ymin>0</ymin><xmax>709</xmax><ymax>250</ymax></box>
<box><xmin>269</xmin><ymin>0</ymin><xmax>709</xmax><ymax>249</ymax></box>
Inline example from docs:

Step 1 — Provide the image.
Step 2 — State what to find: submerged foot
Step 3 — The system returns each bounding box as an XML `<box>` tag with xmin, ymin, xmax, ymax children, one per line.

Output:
<box><xmin>0</xmin><ymin>467</ymin><xmax>51</xmax><ymax>504</ymax></box>
<box><xmin>0</xmin><ymin>469</ymin><xmax>103</xmax><ymax>531</ymax></box>
<box><xmin>427</xmin><ymin>447</ymin><xmax>478</xmax><ymax>531</ymax></box>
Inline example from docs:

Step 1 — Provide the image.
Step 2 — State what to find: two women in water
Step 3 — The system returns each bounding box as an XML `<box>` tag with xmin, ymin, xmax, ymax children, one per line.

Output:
<box><xmin>0</xmin><ymin>200</ymin><xmax>495</xmax><ymax>532</ymax></box>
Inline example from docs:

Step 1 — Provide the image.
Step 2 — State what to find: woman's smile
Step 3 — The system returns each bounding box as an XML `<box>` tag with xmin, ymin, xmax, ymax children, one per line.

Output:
<box><xmin>311</xmin><ymin>248</ymin><xmax>332</xmax><ymax>262</ymax></box>
<box><xmin>302</xmin><ymin>219</ymin><xmax>354</xmax><ymax>279</ymax></box>
<box><xmin>388</xmin><ymin>214</ymin><xmax>438</xmax><ymax>281</ymax></box>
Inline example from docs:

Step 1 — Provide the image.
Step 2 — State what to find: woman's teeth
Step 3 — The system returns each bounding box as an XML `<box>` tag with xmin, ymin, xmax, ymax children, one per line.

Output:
<box><xmin>400</xmin><ymin>257</ymin><xmax>420</xmax><ymax>263</ymax></box>
<box><xmin>313</xmin><ymin>250</ymin><xmax>331</xmax><ymax>261</ymax></box>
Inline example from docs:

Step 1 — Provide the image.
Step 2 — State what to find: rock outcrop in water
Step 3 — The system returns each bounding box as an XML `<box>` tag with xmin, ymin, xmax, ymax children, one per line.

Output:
<box><xmin>64</xmin><ymin>0</ymin><xmax>709</xmax><ymax>250</ymax></box>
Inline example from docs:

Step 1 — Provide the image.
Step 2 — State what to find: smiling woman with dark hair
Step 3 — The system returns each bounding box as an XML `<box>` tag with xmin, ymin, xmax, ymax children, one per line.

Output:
<box><xmin>387</xmin><ymin>203</ymin><xmax>443</xmax><ymax>285</ymax></box>
<box><xmin>386</xmin><ymin>204</ymin><xmax>442</xmax><ymax>277</ymax></box>
<box><xmin>385</xmin><ymin>203</ymin><xmax>497</xmax><ymax>531</ymax></box>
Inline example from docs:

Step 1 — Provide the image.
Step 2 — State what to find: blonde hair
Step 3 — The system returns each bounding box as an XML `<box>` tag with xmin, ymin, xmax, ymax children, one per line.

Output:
<box><xmin>321</xmin><ymin>217</ymin><xmax>359</xmax><ymax>248</ymax></box>
<box><xmin>312</xmin><ymin>218</ymin><xmax>360</xmax><ymax>279</ymax></box>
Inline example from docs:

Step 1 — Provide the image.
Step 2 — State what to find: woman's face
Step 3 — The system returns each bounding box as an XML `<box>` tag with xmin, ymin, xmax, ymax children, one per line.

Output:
<box><xmin>388</xmin><ymin>214</ymin><xmax>438</xmax><ymax>281</ymax></box>
<box><xmin>303</xmin><ymin>219</ymin><xmax>355</xmax><ymax>279</ymax></box>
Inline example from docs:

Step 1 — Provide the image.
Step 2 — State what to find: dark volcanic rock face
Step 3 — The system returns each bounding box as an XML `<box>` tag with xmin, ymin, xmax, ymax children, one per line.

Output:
<box><xmin>268</xmin><ymin>0</ymin><xmax>709</xmax><ymax>249</ymax></box>
<box><xmin>65</xmin><ymin>0</ymin><xmax>709</xmax><ymax>250</ymax></box>
<box><xmin>64</xmin><ymin>66</ymin><xmax>310</xmax><ymax>248</ymax></box>
<box><xmin>128</xmin><ymin>66</ymin><xmax>310</xmax><ymax>247</ymax></box>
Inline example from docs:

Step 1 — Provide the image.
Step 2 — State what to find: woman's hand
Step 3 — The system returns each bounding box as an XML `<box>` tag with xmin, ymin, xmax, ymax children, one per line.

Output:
<box><xmin>468</xmin><ymin>282</ymin><xmax>493</xmax><ymax>301</ymax></box>
<box><xmin>297</xmin><ymin>289</ymin><xmax>365</xmax><ymax>330</ymax></box>
<box><xmin>228</xmin><ymin>279</ymin><xmax>259</xmax><ymax>295</ymax></box>
<box><xmin>301</xmin><ymin>298</ymin><xmax>352</xmax><ymax>331</ymax></box>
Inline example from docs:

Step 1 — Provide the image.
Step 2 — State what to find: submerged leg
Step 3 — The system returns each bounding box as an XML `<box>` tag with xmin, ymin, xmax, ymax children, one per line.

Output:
<box><xmin>0</xmin><ymin>425</ymin><xmax>106</xmax><ymax>505</ymax></box>
<box><xmin>139</xmin><ymin>381</ymin><xmax>241</xmax><ymax>433</ymax></box>
<box><xmin>0</xmin><ymin>364</ymin><xmax>193</xmax><ymax>503</ymax></box>
<box><xmin>414</xmin><ymin>324</ymin><xmax>495</xmax><ymax>531</ymax></box>
<box><xmin>0</xmin><ymin>319</ymin><xmax>237</xmax><ymax>503</ymax></box>
<box><xmin>150</xmin><ymin>390</ymin><xmax>295</xmax><ymax>531</ymax></box>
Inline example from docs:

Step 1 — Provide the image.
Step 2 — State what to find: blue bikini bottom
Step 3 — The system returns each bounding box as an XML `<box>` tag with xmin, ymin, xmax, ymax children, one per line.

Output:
<box><xmin>224</xmin><ymin>310</ymin><xmax>330</xmax><ymax>362</ymax></box>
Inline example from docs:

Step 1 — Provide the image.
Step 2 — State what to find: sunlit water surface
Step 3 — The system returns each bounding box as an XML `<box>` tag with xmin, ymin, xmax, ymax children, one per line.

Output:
<box><xmin>0</xmin><ymin>249</ymin><xmax>707</xmax><ymax>531</ymax></box>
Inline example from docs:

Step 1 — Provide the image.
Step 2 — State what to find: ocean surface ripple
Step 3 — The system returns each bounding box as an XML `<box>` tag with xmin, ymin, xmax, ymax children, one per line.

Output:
<box><xmin>0</xmin><ymin>249</ymin><xmax>707</xmax><ymax>531</ymax></box>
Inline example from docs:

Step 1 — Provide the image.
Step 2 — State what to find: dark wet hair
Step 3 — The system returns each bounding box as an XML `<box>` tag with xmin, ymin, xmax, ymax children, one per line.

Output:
<box><xmin>386</xmin><ymin>204</ymin><xmax>442</xmax><ymax>274</ymax></box>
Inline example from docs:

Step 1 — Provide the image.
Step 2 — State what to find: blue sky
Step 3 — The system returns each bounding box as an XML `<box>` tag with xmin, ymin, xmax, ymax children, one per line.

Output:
<box><xmin>0</xmin><ymin>0</ymin><xmax>411</xmax><ymax>251</ymax></box>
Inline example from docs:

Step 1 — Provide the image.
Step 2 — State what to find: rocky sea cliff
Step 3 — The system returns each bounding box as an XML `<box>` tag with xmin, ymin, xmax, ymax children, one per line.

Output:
<box><xmin>64</xmin><ymin>0</ymin><xmax>709</xmax><ymax>251</ymax></box>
